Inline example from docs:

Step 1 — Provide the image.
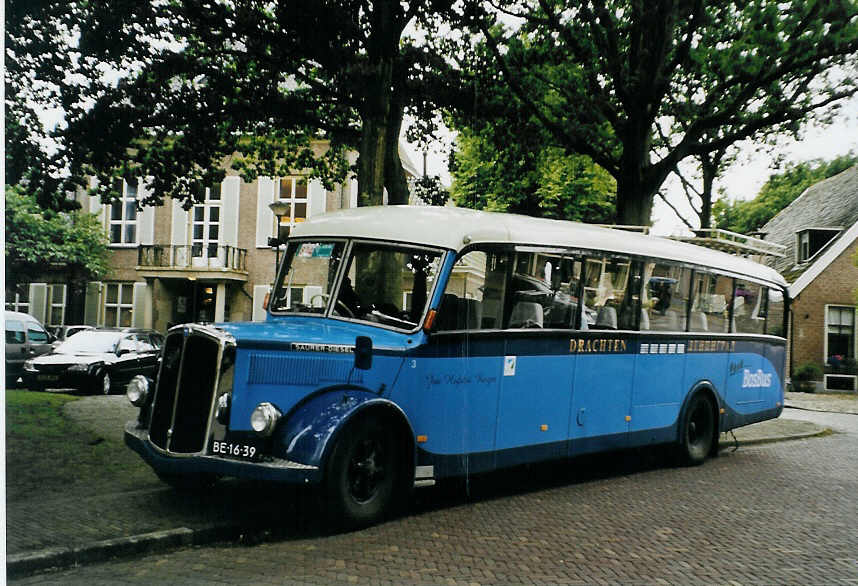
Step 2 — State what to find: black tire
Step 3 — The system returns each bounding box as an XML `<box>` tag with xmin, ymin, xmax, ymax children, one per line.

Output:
<box><xmin>157</xmin><ymin>472</ymin><xmax>219</xmax><ymax>493</ymax></box>
<box><xmin>678</xmin><ymin>392</ymin><xmax>717</xmax><ymax>466</ymax></box>
<box><xmin>324</xmin><ymin>415</ymin><xmax>401</xmax><ymax>528</ymax></box>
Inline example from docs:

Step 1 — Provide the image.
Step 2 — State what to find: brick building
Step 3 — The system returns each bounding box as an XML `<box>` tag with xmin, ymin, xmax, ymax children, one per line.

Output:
<box><xmin>758</xmin><ymin>166</ymin><xmax>858</xmax><ymax>392</ymax></box>
<box><xmin>6</xmin><ymin>146</ymin><xmax>422</xmax><ymax>334</ymax></box>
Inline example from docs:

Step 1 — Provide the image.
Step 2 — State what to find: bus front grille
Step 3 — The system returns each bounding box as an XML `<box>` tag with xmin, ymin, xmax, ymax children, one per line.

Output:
<box><xmin>148</xmin><ymin>326</ymin><xmax>231</xmax><ymax>455</ymax></box>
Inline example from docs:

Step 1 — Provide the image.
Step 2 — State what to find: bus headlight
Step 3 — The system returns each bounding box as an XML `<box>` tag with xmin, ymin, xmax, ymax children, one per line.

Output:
<box><xmin>126</xmin><ymin>375</ymin><xmax>150</xmax><ymax>407</ymax></box>
<box><xmin>250</xmin><ymin>402</ymin><xmax>281</xmax><ymax>436</ymax></box>
<box><xmin>215</xmin><ymin>393</ymin><xmax>231</xmax><ymax>425</ymax></box>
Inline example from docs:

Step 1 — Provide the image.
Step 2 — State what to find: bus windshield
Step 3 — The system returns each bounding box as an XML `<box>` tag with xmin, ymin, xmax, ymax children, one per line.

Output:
<box><xmin>270</xmin><ymin>240</ymin><xmax>347</xmax><ymax>314</ymax></box>
<box><xmin>271</xmin><ymin>239</ymin><xmax>444</xmax><ymax>331</ymax></box>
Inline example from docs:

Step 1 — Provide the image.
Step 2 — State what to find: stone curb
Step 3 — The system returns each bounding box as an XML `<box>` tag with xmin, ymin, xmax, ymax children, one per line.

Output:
<box><xmin>784</xmin><ymin>403</ymin><xmax>858</xmax><ymax>415</ymax></box>
<box><xmin>6</xmin><ymin>525</ymin><xmax>242</xmax><ymax>579</ymax></box>
<box><xmin>718</xmin><ymin>425</ymin><xmax>832</xmax><ymax>450</ymax></box>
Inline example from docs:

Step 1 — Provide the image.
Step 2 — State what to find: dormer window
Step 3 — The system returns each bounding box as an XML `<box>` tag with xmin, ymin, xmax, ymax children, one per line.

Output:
<box><xmin>796</xmin><ymin>227</ymin><xmax>842</xmax><ymax>263</ymax></box>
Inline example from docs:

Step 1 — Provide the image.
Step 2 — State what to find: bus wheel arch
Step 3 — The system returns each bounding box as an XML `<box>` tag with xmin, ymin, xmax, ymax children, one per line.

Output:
<box><xmin>322</xmin><ymin>403</ymin><xmax>415</xmax><ymax>527</ymax></box>
<box><xmin>677</xmin><ymin>385</ymin><xmax>720</xmax><ymax>466</ymax></box>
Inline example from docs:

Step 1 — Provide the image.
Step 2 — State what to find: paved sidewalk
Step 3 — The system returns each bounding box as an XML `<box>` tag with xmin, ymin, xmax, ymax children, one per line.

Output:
<box><xmin>7</xmin><ymin>392</ymin><xmax>854</xmax><ymax>578</ymax></box>
<box><xmin>784</xmin><ymin>390</ymin><xmax>858</xmax><ymax>414</ymax></box>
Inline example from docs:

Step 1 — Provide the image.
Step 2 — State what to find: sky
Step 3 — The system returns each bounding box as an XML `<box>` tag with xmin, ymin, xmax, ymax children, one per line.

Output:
<box><xmin>404</xmin><ymin>93</ymin><xmax>858</xmax><ymax>237</ymax></box>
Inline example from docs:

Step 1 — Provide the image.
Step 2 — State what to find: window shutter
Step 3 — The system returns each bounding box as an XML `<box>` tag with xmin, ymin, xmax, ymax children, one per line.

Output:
<box><xmin>221</xmin><ymin>176</ymin><xmax>240</xmax><ymax>247</ymax></box>
<box><xmin>84</xmin><ymin>282</ymin><xmax>103</xmax><ymax>326</ymax></box>
<box><xmin>252</xmin><ymin>285</ymin><xmax>271</xmax><ymax>321</ymax></box>
<box><xmin>171</xmin><ymin>199</ymin><xmax>189</xmax><ymax>246</ymax></box>
<box><xmin>139</xmin><ymin>179</ymin><xmax>155</xmax><ymax>245</ymax></box>
<box><xmin>308</xmin><ymin>179</ymin><xmax>326</xmax><ymax>218</ymax></box>
<box><xmin>132</xmin><ymin>282</ymin><xmax>149</xmax><ymax>328</ymax></box>
<box><xmin>256</xmin><ymin>177</ymin><xmax>276</xmax><ymax>248</ymax></box>
<box><xmin>349</xmin><ymin>176</ymin><xmax>359</xmax><ymax>209</ymax></box>
<box><xmin>29</xmin><ymin>283</ymin><xmax>48</xmax><ymax>323</ymax></box>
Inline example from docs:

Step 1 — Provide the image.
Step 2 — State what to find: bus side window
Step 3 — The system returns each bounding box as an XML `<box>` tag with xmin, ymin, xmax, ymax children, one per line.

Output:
<box><xmin>644</xmin><ymin>263</ymin><xmax>692</xmax><ymax>332</ymax></box>
<box><xmin>691</xmin><ymin>272</ymin><xmax>732</xmax><ymax>333</ymax></box>
<box><xmin>766</xmin><ymin>288</ymin><xmax>786</xmax><ymax>337</ymax></box>
<box><xmin>583</xmin><ymin>254</ymin><xmax>642</xmax><ymax>331</ymax></box>
<box><xmin>439</xmin><ymin>249</ymin><xmax>505</xmax><ymax>331</ymax></box>
<box><xmin>733</xmin><ymin>281</ymin><xmax>765</xmax><ymax>335</ymax></box>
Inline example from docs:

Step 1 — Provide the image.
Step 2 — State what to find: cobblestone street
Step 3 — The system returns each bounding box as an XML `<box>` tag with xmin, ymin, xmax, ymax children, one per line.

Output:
<box><xmin>11</xmin><ymin>414</ymin><xmax>858</xmax><ymax>585</ymax></box>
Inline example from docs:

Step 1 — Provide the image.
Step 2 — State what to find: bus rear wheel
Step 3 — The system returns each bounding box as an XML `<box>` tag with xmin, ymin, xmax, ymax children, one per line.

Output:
<box><xmin>679</xmin><ymin>392</ymin><xmax>716</xmax><ymax>466</ymax></box>
<box><xmin>324</xmin><ymin>415</ymin><xmax>399</xmax><ymax>528</ymax></box>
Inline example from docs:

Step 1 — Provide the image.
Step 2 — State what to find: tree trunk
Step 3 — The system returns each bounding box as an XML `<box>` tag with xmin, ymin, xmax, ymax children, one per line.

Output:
<box><xmin>357</xmin><ymin>116</ymin><xmax>388</xmax><ymax>207</ymax></box>
<box><xmin>615</xmin><ymin>162</ymin><xmax>655</xmax><ymax>226</ymax></box>
<box><xmin>614</xmin><ymin>120</ymin><xmax>656</xmax><ymax>226</ymax></box>
<box><xmin>383</xmin><ymin>98</ymin><xmax>410</xmax><ymax>205</ymax></box>
<box><xmin>699</xmin><ymin>157</ymin><xmax>716</xmax><ymax>230</ymax></box>
<box><xmin>356</xmin><ymin>0</ymin><xmax>408</xmax><ymax>208</ymax></box>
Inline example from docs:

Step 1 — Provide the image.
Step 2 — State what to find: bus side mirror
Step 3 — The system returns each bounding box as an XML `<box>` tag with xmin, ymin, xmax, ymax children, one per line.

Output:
<box><xmin>354</xmin><ymin>336</ymin><xmax>372</xmax><ymax>370</ymax></box>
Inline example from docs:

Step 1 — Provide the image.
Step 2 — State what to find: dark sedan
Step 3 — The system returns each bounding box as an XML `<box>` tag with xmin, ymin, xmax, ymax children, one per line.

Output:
<box><xmin>22</xmin><ymin>328</ymin><xmax>163</xmax><ymax>394</ymax></box>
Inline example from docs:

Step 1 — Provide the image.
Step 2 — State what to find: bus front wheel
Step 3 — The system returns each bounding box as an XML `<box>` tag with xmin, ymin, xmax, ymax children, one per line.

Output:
<box><xmin>679</xmin><ymin>392</ymin><xmax>716</xmax><ymax>466</ymax></box>
<box><xmin>324</xmin><ymin>415</ymin><xmax>399</xmax><ymax>528</ymax></box>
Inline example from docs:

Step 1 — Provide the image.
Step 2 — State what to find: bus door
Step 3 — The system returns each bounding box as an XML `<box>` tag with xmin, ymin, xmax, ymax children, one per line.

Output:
<box><xmin>569</xmin><ymin>256</ymin><xmax>641</xmax><ymax>455</ymax></box>
<box><xmin>401</xmin><ymin>248</ymin><xmax>507</xmax><ymax>477</ymax></box>
<box><xmin>494</xmin><ymin>251</ymin><xmax>582</xmax><ymax>465</ymax></box>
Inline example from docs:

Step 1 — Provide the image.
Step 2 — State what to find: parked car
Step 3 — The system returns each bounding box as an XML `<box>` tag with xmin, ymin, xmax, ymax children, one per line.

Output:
<box><xmin>5</xmin><ymin>310</ymin><xmax>55</xmax><ymax>387</ymax></box>
<box><xmin>22</xmin><ymin>328</ymin><xmax>164</xmax><ymax>394</ymax></box>
<box><xmin>49</xmin><ymin>324</ymin><xmax>95</xmax><ymax>348</ymax></box>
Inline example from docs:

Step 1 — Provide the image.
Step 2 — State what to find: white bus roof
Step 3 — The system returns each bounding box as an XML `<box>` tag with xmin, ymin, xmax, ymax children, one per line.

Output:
<box><xmin>292</xmin><ymin>206</ymin><xmax>787</xmax><ymax>288</ymax></box>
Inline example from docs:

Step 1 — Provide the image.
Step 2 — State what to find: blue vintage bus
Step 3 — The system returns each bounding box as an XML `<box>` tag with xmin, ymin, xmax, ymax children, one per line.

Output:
<box><xmin>125</xmin><ymin>206</ymin><xmax>787</xmax><ymax>526</ymax></box>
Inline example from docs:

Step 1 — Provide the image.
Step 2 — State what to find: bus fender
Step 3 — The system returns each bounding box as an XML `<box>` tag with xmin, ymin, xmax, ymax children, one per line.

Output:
<box><xmin>273</xmin><ymin>387</ymin><xmax>415</xmax><ymax>473</ymax></box>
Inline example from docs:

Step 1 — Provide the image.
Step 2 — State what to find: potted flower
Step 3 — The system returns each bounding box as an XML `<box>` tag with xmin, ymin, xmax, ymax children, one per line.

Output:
<box><xmin>792</xmin><ymin>362</ymin><xmax>822</xmax><ymax>393</ymax></box>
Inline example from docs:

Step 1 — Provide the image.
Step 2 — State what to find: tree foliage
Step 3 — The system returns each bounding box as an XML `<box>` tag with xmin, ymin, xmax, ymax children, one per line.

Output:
<box><xmin>4</xmin><ymin>1</ymin><xmax>84</xmax><ymax>211</ymax></box>
<box><xmin>5</xmin><ymin>185</ymin><xmax>110</xmax><ymax>282</ymax></box>
<box><xmin>7</xmin><ymin>1</ymin><xmax>463</xmax><ymax>210</ymax></box>
<box><xmin>712</xmin><ymin>154</ymin><xmax>858</xmax><ymax>233</ymax></box>
<box><xmin>450</xmin><ymin>125</ymin><xmax>616</xmax><ymax>222</ymax></box>
<box><xmin>413</xmin><ymin>175</ymin><xmax>451</xmax><ymax>206</ymax></box>
<box><xmin>461</xmin><ymin>0</ymin><xmax>858</xmax><ymax>225</ymax></box>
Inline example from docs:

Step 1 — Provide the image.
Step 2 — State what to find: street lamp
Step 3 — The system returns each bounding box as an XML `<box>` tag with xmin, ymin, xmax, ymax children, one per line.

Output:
<box><xmin>267</xmin><ymin>201</ymin><xmax>291</xmax><ymax>278</ymax></box>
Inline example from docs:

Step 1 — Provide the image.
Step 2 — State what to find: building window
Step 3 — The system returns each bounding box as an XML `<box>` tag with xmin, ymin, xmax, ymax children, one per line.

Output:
<box><xmin>274</xmin><ymin>177</ymin><xmax>308</xmax><ymax>239</ymax></box>
<box><xmin>104</xmin><ymin>283</ymin><xmax>134</xmax><ymax>327</ymax></box>
<box><xmin>47</xmin><ymin>284</ymin><xmax>67</xmax><ymax>326</ymax></box>
<box><xmin>109</xmin><ymin>179</ymin><xmax>139</xmax><ymax>245</ymax></box>
<box><xmin>5</xmin><ymin>284</ymin><xmax>29</xmax><ymax>313</ymax></box>
<box><xmin>191</xmin><ymin>184</ymin><xmax>222</xmax><ymax>261</ymax></box>
<box><xmin>796</xmin><ymin>228</ymin><xmax>841</xmax><ymax>263</ymax></box>
<box><xmin>826</xmin><ymin>306</ymin><xmax>855</xmax><ymax>362</ymax></box>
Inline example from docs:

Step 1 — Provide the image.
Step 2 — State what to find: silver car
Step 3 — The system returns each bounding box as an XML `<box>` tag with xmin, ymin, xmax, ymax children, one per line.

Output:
<box><xmin>5</xmin><ymin>311</ymin><xmax>54</xmax><ymax>387</ymax></box>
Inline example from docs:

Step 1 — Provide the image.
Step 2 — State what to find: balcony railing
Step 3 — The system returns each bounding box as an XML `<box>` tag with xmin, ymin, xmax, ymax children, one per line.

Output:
<box><xmin>138</xmin><ymin>244</ymin><xmax>248</xmax><ymax>271</ymax></box>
